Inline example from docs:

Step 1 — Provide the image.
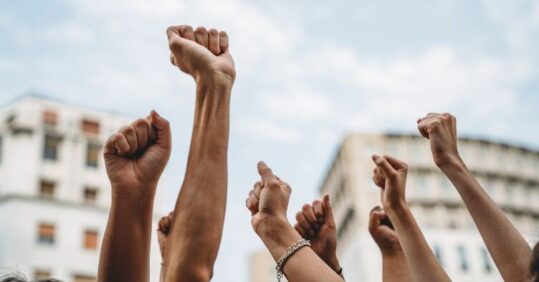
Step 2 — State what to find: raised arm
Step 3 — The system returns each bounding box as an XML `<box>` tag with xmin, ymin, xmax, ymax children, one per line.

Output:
<box><xmin>163</xmin><ymin>25</ymin><xmax>235</xmax><ymax>281</ymax></box>
<box><xmin>418</xmin><ymin>112</ymin><xmax>532</xmax><ymax>281</ymax></box>
<box><xmin>293</xmin><ymin>195</ymin><xmax>343</xmax><ymax>278</ymax></box>
<box><xmin>246</xmin><ymin>162</ymin><xmax>344</xmax><ymax>282</ymax></box>
<box><xmin>368</xmin><ymin>206</ymin><xmax>412</xmax><ymax>282</ymax></box>
<box><xmin>98</xmin><ymin>111</ymin><xmax>171</xmax><ymax>282</ymax></box>
<box><xmin>372</xmin><ymin>154</ymin><xmax>450</xmax><ymax>282</ymax></box>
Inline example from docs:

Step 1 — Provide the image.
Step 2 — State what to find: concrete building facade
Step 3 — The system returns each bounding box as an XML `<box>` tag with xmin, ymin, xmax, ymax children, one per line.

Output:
<box><xmin>0</xmin><ymin>95</ymin><xmax>161</xmax><ymax>282</ymax></box>
<box><xmin>250</xmin><ymin>133</ymin><xmax>539</xmax><ymax>282</ymax></box>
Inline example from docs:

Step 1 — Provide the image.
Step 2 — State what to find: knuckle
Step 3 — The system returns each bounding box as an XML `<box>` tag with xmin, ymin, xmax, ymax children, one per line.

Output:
<box><xmin>302</xmin><ymin>204</ymin><xmax>311</xmax><ymax>212</ymax></box>
<box><xmin>295</xmin><ymin>212</ymin><xmax>303</xmax><ymax>220</ymax></box>
<box><xmin>194</xmin><ymin>26</ymin><xmax>207</xmax><ymax>34</ymax></box>
<box><xmin>208</xmin><ymin>28</ymin><xmax>218</xmax><ymax>35</ymax></box>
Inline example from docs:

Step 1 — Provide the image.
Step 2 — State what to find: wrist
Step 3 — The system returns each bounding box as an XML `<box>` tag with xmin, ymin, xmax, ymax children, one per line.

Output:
<box><xmin>111</xmin><ymin>183</ymin><xmax>157</xmax><ymax>203</ymax></box>
<box><xmin>435</xmin><ymin>154</ymin><xmax>465</xmax><ymax>170</ymax></box>
<box><xmin>326</xmin><ymin>255</ymin><xmax>341</xmax><ymax>272</ymax></box>
<box><xmin>384</xmin><ymin>200</ymin><xmax>407</xmax><ymax>216</ymax></box>
<box><xmin>195</xmin><ymin>71</ymin><xmax>234</xmax><ymax>88</ymax></box>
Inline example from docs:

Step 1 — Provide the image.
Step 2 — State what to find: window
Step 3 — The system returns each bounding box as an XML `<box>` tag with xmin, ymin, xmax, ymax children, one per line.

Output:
<box><xmin>42</xmin><ymin>110</ymin><xmax>58</xmax><ymax>126</ymax></box>
<box><xmin>73</xmin><ymin>274</ymin><xmax>96</xmax><ymax>282</ymax></box>
<box><xmin>337</xmin><ymin>207</ymin><xmax>355</xmax><ymax>239</ymax></box>
<box><xmin>0</xmin><ymin>136</ymin><xmax>3</xmax><ymax>164</ymax></box>
<box><xmin>83</xmin><ymin>187</ymin><xmax>98</xmax><ymax>204</ymax></box>
<box><xmin>37</xmin><ymin>223</ymin><xmax>55</xmax><ymax>245</ymax></box>
<box><xmin>86</xmin><ymin>143</ymin><xmax>101</xmax><ymax>168</ymax></box>
<box><xmin>480</xmin><ymin>247</ymin><xmax>492</xmax><ymax>273</ymax></box>
<box><xmin>43</xmin><ymin>135</ymin><xmax>61</xmax><ymax>161</ymax></box>
<box><xmin>39</xmin><ymin>180</ymin><xmax>55</xmax><ymax>199</ymax></box>
<box><xmin>433</xmin><ymin>245</ymin><xmax>444</xmax><ymax>267</ymax></box>
<box><xmin>82</xmin><ymin>119</ymin><xmax>100</xmax><ymax>135</ymax></box>
<box><xmin>457</xmin><ymin>245</ymin><xmax>469</xmax><ymax>272</ymax></box>
<box><xmin>33</xmin><ymin>269</ymin><xmax>51</xmax><ymax>280</ymax></box>
<box><xmin>83</xmin><ymin>229</ymin><xmax>99</xmax><ymax>250</ymax></box>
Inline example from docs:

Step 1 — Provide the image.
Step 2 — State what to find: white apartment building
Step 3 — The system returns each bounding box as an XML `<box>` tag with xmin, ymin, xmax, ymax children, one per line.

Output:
<box><xmin>0</xmin><ymin>94</ymin><xmax>162</xmax><ymax>282</ymax></box>
<box><xmin>250</xmin><ymin>133</ymin><xmax>539</xmax><ymax>282</ymax></box>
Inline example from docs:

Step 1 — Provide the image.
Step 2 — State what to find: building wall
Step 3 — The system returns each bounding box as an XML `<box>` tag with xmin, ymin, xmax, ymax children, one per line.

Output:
<box><xmin>319</xmin><ymin>133</ymin><xmax>539</xmax><ymax>281</ymax></box>
<box><xmin>0</xmin><ymin>95</ymin><xmax>162</xmax><ymax>282</ymax></box>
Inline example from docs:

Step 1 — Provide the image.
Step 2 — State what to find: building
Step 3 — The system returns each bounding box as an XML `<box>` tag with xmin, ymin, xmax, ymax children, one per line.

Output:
<box><xmin>320</xmin><ymin>133</ymin><xmax>539</xmax><ymax>282</ymax></box>
<box><xmin>0</xmin><ymin>94</ymin><xmax>162</xmax><ymax>282</ymax></box>
<box><xmin>249</xmin><ymin>132</ymin><xmax>539</xmax><ymax>282</ymax></box>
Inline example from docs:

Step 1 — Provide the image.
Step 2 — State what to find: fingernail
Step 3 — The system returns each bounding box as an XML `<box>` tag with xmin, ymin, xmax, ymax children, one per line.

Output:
<box><xmin>372</xmin><ymin>154</ymin><xmax>380</xmax><ymax>161</ymax></box>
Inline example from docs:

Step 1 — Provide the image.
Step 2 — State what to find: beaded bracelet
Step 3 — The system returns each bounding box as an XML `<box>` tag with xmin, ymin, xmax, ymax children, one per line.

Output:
<box><xmin>276</xmin><ymin>239</ymin><xmax>311</xmax><ymax>282</ymax></box>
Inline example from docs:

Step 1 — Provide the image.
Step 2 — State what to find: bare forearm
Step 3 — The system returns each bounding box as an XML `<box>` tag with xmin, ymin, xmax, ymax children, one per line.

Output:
<box><xmin>388</xmin><ymin>206</ymin><xmax>450</xmax><ymax>282</ymax></box>
<box><xmin>98</xmin><ymin>191</ymin><xmax>155</xmax><ymax>282</ymax></box>
<box><xmin>258</xmin><ymin>221</ymin><xmax>343</xmax><ymax>282</ymax></box>
<box><xmin>440</xmin><ymin>160</ymin><xmax>532</xmax><ymax>281</ymax></box>
<box><xmin>165</xmin><ymin>75</ymin><xmax>232</xmax><ymax>280</ymax></box>
<box><xmin>382</xmin><ymin>252</ymin><xmax>412</xmax><ymax>282</ymax></box>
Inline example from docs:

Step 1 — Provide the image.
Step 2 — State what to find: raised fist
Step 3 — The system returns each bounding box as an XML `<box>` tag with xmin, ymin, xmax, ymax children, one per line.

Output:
<box><xmin>368</xmin><ymin>206</ymin><xmax>402</xmax><ymax>256</ymax></box>
<box><xmin>294</xmin><ymin>195</ymin><xmax>340</xmax><ymax>272</ymax></box>
<box><xmin>104</xmin><ymin>110</ymin><xmax>171</xmax><ymax>195</ymax></box>
<box><xmin>372</xmin><ymin>154</ymin><xmax>408</xmax><ymax>212</ymax></box>
<box><xmin>417</xmin><ymin>113</ymin><xmax>461</xmax><ymax>167</ymax></box>
<box><xmin>166</xmin><ymin>25</ymin><xmax>235</xmax><ymax>82</ymax></box>
<box><xmin>245</xmin><ymin>162</ymin><xmax>292</xmax><ymax>235</ymax></box>
<box><xmin>157</xmin><ymin>211</ymin><xmax>174</xmax><ymax>259</ymax></box>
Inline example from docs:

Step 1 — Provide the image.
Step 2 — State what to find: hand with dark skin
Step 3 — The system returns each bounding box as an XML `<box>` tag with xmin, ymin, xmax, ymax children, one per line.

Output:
<box><xmin>368</xmin><ymin>206</ymin><xmax>412</xmax><ymax>282</ymax></box>
<box><xmin>246</xmin><ymin>162</ymin><xmax>343</xmax><ymax>282</ymax></box>
<box><xmin>372</xmin><ymin>154</ymin><xmax>450</xmax><ymax>282</ymax></box>
<box><xmin>294</xmin><ymin>195</ymin><xmax>341</xmax><ymax>274</ymax></box>
<box><xmin>163</xmin><ymin>25</ymin><xmax>234</xmax><ymax>281</ymax></box>
<box><xmin>418</xmin><ymin>112</ymin><xmax>532</xmax><ymax>282</ymax></box>
<box><xmin>98</xmin><ymin>111</ymin><xmax>171</xmax><ymax>282</ymax></box>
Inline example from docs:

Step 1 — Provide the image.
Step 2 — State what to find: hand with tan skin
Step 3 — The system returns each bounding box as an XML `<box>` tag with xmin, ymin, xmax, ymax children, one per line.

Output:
<box><xmin>246</xmin><ymin>162</ymin><xmax>343</xmax><ymax>282</ymax></box>
<box><xmin>157</xmin><ymin>211</ymin><xmax>173</xmax><ymax>282</ymax></box>
<box><xmin>372</xmin><ymin>154</ymin><xmax>450</xmax><ymax>282</ymax></box>
<box><xmin>98</xmin><ymin>111</ymin><xmax>171</xmax><ymax>282</ymax></box>
<box><xmin>368</xmin><ymin>206</ymin><xmax>412</xmax><ymax>282</ymax></box>
<box><xmin>293</xmin><ymin>195</ymin><xmax>341</xmax><ymax>274</ymax></box>
<box><xmin>418</xmin><ymin>112</ymin><xmax>532</xmax><ymax>282</ymax></box>
<box><xmin>163</xmin><ymin>25</ymin><xmax>234</xmax><ymax>281</ymax></box>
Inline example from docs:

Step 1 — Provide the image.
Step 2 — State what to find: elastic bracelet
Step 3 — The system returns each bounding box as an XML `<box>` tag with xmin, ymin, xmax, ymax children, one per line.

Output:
<box><xmin>276</xmin><ymin>239</ymin><xmax>311</xmax><ymax>282</ymax></box>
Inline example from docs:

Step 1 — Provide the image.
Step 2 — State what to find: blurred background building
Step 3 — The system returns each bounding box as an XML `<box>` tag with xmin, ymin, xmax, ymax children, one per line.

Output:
<box><xmin>0</xmin><ymin>94</ymin><xmax>161</xmax><ymax>282</ymax></box>
<box><xmin>251</xmin><ymin>133</ymin><xmax>539</xmax><ymax>282</ymax></box>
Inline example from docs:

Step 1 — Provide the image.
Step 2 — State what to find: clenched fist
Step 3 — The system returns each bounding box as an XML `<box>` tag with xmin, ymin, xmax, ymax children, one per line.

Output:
<box><xmin>369</xmin><ymin>206</ymin><xmax>402</xmax><ymax>256</ymax></box>
<box><xmin>245</xmin><ymin>162</ymin><xmax>292</xmax><ymax>235</ymax></box>
<box><xmin>104</xmin><ymin>111</ymin><xmax>171</xmax><ymax>196</ymax></box>
<box><xmin>294</xmin><ymin>195</ymin><xmax>340</xmax><ymax>272</ymax></box>
<box><xmin>372</xmin><ymin>154</ymin><xmax>408</xmax><ymax>212</ymax></box>
<box><xmin>166</xmin><ymin>25</ymin><xmax>235</xmax><ymax>82</ymax></box>
<box><xmin>157</xmin><ymin>211</ymin><xmax>174</xmax><ymax>259</ymax></box>
<box><xmin>417</xmin><ymin>113</ymin><xmax>461</xmax><ymax>168</ymax></box>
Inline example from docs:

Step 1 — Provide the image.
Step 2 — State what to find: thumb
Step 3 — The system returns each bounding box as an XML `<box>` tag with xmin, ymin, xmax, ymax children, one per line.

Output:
<box><xmin>322</xmin><ymin>194</ymin><xmax>335</xmax><ymax>228</ymax></box>
<box><xmin>150</xmin><ymin>110</ymin><xmax>171</xmax><ymax>151</ymax></box>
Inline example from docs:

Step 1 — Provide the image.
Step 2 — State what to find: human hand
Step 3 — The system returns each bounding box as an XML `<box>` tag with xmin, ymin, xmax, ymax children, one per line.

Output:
<box><xmin>166</xmin><ymin>25</ymin><xmax>235</xmax><ymax>82</ymax></box>
<box><xmin>417</xmin><ymin>113</ymin><xmax>462</xmax><ymax>168</ymax></box>
<box><xmin>157</xmin><ymin>211</ymin><xmax>174</xmax><ymax>259</ymax></box>
<box><xmin>104</xmin><ymin>110</ymin><xmax>171</xmax><ymax>196</ymax></box>
<box><xmin>245</xmin><ymin>162</ymin><xmax>292</xmax><ymax>236</ymax></box>
<box><xmin>368</xmin><ymin>206</ymin><xmax>402</xmax><ymax>256</ymax></box>
<box><xmin>372</xmin><ymin>154</ymin><xmax>408</xmax><ymax>212</ymax></box>
<box><xmin>294</xmin><ymin>195</ymin><xmax>340</xmax><ymax>272</ymax></box>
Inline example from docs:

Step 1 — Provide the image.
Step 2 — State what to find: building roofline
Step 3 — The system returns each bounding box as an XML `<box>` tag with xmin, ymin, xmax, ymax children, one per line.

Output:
<box><xmin>0</xmin><ymin>90</ymin><xmax>134</xmax><ymax>119</ymax></box>
<box><xmin>319</xmin><ymin>131</ymin><xmax>539</xmax><ymax>193</ymax></box>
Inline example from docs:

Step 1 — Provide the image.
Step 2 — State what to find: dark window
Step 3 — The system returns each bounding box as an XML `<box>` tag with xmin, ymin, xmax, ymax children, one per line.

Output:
<box><xmin>83</xmin><ymin>187</ymin><xmax>98</xmax><ymax>204</ymax></box>
<box><xmin>39</xmin><ymin>180</ymin><xmax>55</xmax><ymax>199</ymax></box>
<box><xmin>37</xmin><ymin>223</ymin><xmax>55</xmax><ymax>245</ymax></box>
<box><xmin>86</xmin><ymin>143</ymin><xmax>101</xmax><ymax>168</ymax></box>
<box><xmin>83</xmin><ymin>229</ymin><xmax>99</xmax><ymax>250</ymax></box>
<box><xmin>457</xmin><ymin>245</ymin><xmax>469</xmax><ymax>272</ymax></box>
<box><xmin>43</xmin><ymin>135</ymin><xmax>61</xmax><ymax>161</ymax></box>
<box><xmin>82</xmin><ymin>119</ymin><xmax>100</xmax><ymax>135</ymax></box>
<box><xmin>481</xmin><ymin>247</ymin><xmax>492</xmax><ymax>273</ymax></box>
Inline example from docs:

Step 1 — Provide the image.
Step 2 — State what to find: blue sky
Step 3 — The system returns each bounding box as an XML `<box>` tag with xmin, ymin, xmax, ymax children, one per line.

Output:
<box><xmin>1</xmin><ymin>0</ymin><xmax>539</xmax><ymax>281</ymax></box>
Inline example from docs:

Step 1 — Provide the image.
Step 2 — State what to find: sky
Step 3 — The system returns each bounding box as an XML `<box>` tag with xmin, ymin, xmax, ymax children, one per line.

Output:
<box><xmin>1</xmin><ymin>0</ymin><xmax>539</xmax><ymax>281</ymax></box>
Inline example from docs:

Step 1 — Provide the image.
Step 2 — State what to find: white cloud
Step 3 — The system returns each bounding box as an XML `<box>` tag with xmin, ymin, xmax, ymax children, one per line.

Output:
<box><xmin>236</xmin><ymin>118</ymin><xmax>303</xmax><ymax>144</ymax></box>
<box><xmin>41</xmin><ymin>22</ymin><xmax>95</xmax><ymax>45</ymax></box>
